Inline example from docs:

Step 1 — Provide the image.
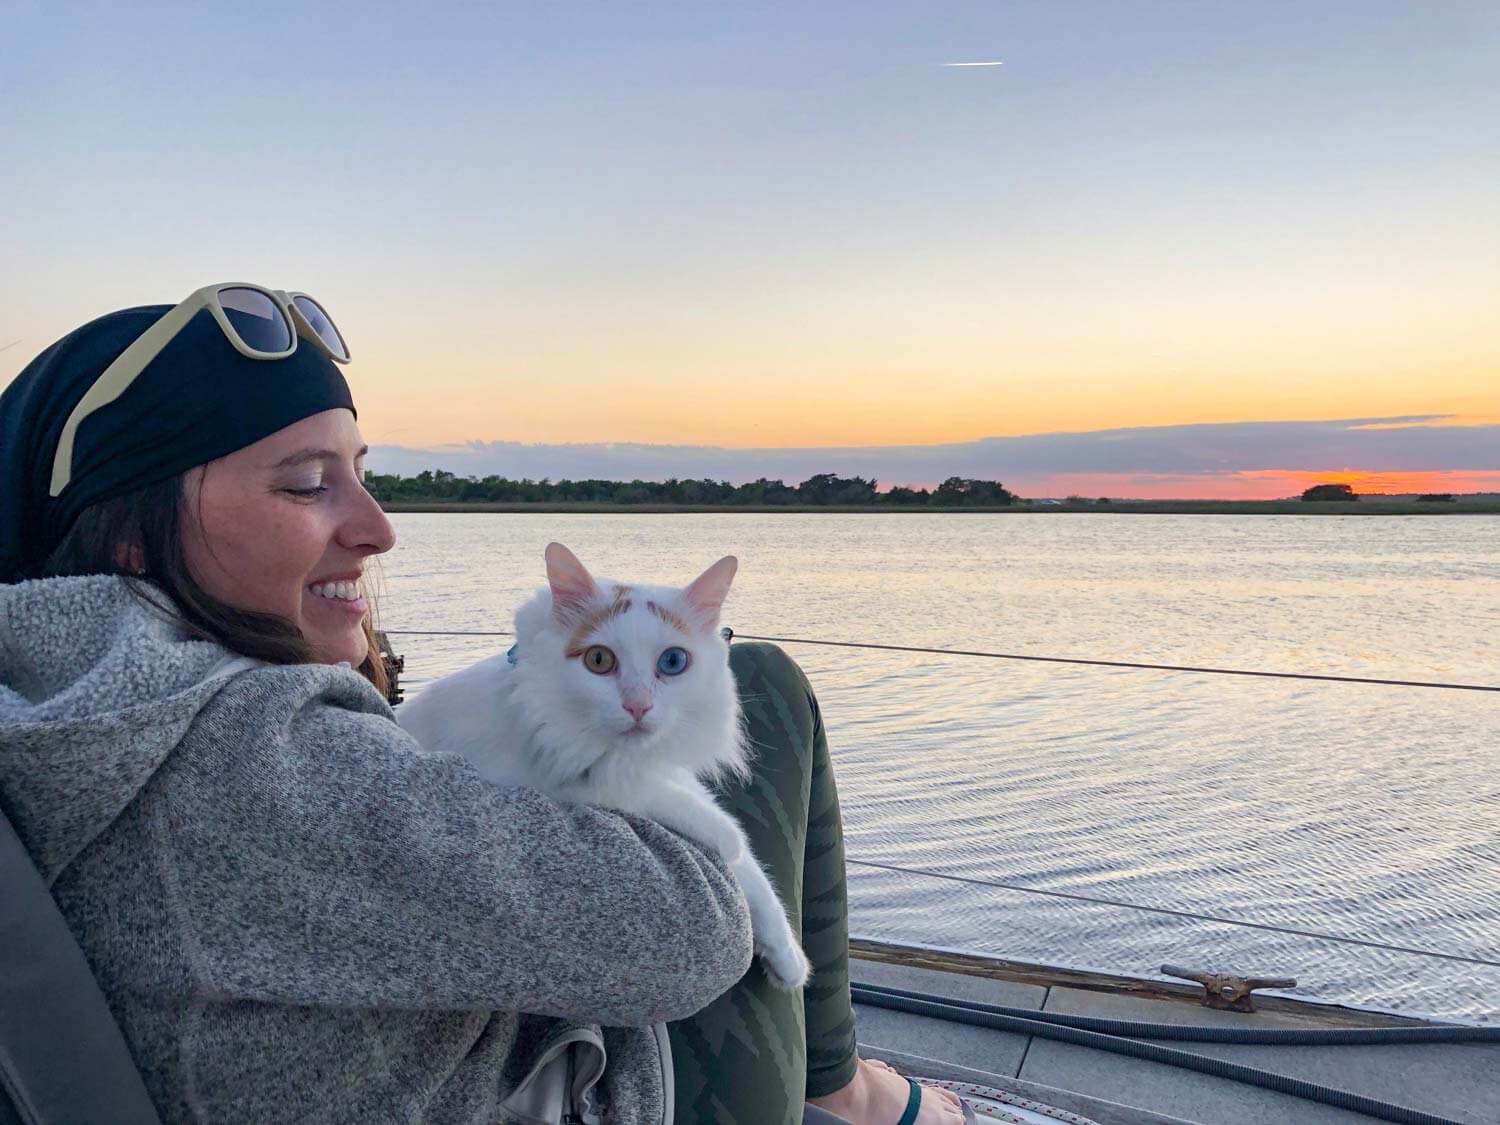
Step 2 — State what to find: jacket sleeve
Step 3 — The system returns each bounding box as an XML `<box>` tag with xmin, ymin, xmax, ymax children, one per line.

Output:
<box><xmin>155</xmin><ymin>666</ymin><xmax>753</xmax><ymax>1026</ymax></box>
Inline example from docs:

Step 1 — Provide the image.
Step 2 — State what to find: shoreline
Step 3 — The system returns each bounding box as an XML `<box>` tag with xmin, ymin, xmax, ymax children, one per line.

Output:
<box><xmin>379</xmin><ymin>500</ymin><xmax>1500</xmax><ymax>515</ymax></box>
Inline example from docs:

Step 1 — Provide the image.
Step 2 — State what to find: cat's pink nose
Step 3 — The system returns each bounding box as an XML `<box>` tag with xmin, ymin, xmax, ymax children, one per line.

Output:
<box><xmin>623</xmin><ymin>700</ymin><xmax>652</xmax><ymax>722</ymax></box>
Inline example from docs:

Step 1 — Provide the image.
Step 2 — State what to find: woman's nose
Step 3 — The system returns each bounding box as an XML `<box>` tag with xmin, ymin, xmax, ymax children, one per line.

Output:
<box><xmin>340</xmin><ymin>481</ymin><xmax>397</xmax><ymax>555</ymax></box>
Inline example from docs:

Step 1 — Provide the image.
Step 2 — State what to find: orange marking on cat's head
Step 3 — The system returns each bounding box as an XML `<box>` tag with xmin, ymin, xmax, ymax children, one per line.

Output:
<box><xmin>647</xmin><ymin>600</ymin><xmax>692</xmax><ymax>634</ymax></box>
<box><xmin>567</xmin><ymin>598</ymin><xmax>631</xmax><ymax>652</ymax></box>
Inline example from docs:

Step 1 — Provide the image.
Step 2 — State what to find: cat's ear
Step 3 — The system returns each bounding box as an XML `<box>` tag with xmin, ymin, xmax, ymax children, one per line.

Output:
<box><xmin>684</xmin><ymin>556</ymin><xmax>737</xmax><ymax>621</ymax></box>
<box><xmin>545</xmin><ymin>542</ymin><xmax>599</xmax><ymax>622</ymax></box>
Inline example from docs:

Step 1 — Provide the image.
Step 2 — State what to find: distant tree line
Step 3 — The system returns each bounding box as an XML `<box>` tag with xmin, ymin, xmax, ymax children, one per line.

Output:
<box><xmin>365</xmin><ymin>470</ymin><xmax>1017</xmax><ymax>507</ymax></box>
<box><xmin>1301</xmin><ymin>483</ymin><xmax>1359</xmax><ymax>501</ymax></box>
<box><xmin>1301</xmin><ymin>484</ymin><xmax>1459</xmax><ymax>502</ymax></box>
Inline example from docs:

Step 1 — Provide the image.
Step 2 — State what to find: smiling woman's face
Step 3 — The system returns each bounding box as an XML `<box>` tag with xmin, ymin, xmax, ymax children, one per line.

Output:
<box><xmin>179</xmin><ymin>409</ymin><xmax>396</xmax><ymax>666</ymax></box>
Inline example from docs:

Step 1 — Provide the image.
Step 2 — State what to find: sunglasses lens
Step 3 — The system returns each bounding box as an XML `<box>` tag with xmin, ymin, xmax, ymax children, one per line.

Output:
<box><xmin>218</xmin><ymin>287</ymin><xmax>293</xmax><ymax>353</ymax></box>
<box><xmin>292</xmin><ymin>295</ymin><xmax>350</xmax><ymax>361</ymax></box>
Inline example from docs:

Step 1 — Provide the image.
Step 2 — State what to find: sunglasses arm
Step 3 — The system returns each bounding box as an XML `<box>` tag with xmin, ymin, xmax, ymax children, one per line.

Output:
<box><xmin>48</xmin><ymin>292</ymin><xmax>210</xmax><ymax>497</ymax></box>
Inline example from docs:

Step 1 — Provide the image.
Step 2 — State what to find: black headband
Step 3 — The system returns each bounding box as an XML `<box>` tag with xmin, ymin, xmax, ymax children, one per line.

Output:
<box><xmin>0</xmin><ymin>303</ymin><xmax>356</xmax><ymax>584</ymax></box>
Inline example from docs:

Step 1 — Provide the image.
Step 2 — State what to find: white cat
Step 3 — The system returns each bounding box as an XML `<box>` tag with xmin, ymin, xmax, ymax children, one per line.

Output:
<box><xmin>396</xmin><ymin>542</ymin><xmax>812</xmax><ymax>990</ymax></box>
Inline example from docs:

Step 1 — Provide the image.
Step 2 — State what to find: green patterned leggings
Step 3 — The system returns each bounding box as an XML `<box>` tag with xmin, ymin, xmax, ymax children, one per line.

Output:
<box><xmin>667</xmin><ymin>642</ymin><xmax>859</xmax><ymax>1124</ymax></box>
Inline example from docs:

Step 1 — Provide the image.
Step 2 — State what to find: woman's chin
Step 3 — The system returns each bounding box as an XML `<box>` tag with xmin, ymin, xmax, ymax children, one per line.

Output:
<box><xmin>305</xmin><ymin>623</ymin><xmax>369</xmax><ymax>667</ymax></box>
<box><xmin>299</xmin><ymin>590</ymin><xmax>371</xmax><ymax>666</ymax></box>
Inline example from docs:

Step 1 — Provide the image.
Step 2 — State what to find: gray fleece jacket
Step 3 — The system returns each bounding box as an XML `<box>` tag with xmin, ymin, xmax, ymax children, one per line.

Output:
<box><xmin>0</xmin><ymin>575</ymin><xmax>753</xmax><ymax>1123</ymax></box>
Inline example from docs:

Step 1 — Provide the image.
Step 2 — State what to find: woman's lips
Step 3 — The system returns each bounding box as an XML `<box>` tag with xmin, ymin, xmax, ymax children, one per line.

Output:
<box><xmin>301</xmin><ymin>582</ymin><xmax>366</xmax><ymax>618</ymax></box>
<box><xmin>304</xmin><ymin>588</ymin><xmax>369</xmax><ymax>615</ymax></box>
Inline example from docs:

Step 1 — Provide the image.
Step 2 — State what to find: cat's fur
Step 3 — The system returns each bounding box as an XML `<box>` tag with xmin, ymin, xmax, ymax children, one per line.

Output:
<box><xmin>396</xmin><ymin>542</ymin><xmax>811</xmax><ymax>989</ymax></box>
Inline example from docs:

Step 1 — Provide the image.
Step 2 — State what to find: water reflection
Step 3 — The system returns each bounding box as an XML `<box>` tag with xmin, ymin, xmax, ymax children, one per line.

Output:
<box><xmin>379</xmin><ymin>513</ymin><xmax>1500</xmax><ymax>1023</ymax></box>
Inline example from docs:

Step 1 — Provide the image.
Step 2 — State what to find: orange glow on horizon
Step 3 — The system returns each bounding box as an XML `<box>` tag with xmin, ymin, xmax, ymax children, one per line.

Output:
<box><xmin>990</xmin><ymin>470</ymin><xmax>1500</xmax><ymax>502</ymax></box>
<box><xmin>354</xmin><ymin>365</ymin><xmax>1500</xmax><ymax>449</ymax></box>
<box><xmin>1238</xmin><ymin>469</ymin><xmax>1500</xmax><ymax>498</ymax></box>
<box><xmin>348</xmin><ymin>293</ymin><xmax>1500</xmax><ymax>449</ymax></box>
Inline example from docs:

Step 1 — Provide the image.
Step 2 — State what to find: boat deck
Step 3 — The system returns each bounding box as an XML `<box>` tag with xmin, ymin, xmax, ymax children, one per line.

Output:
<box><xmin>850</xmin><ymin>954</ymin><xmax>1500</xmax><ymax>1125</ymax></box>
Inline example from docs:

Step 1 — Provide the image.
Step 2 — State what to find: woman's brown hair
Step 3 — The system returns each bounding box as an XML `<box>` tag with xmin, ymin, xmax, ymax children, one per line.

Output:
<box><xmin>41</xmin><ymin>472</ymin><xmax>390</xmax><ymax>698</ymax></box>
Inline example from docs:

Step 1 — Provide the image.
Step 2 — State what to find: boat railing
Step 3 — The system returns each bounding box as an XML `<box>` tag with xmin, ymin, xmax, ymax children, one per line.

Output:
<box><xmin>383</xmin><ymin>627</ymin><xmax>1500</xmax><ymax>694</ymax></box>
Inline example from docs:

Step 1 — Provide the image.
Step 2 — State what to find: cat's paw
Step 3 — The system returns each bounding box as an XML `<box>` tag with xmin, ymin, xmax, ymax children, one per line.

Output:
<box><xmin>758</xmin><ymin>940</ymin><xmax>812</xmax><ymax>990</ymax></box>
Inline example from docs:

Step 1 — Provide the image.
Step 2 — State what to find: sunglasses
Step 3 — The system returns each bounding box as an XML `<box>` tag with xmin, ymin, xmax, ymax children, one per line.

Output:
<box><xmin>49</xmin><ymin>283</ymin><xmax>351</xmax><ymax>497</ymax></box>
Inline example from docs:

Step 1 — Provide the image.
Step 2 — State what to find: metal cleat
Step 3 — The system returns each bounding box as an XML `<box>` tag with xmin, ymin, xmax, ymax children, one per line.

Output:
<box><xmin>1160</xmin><ymin>964</ymin><xmax>1297</xmax><ymax>1012</ymax></box>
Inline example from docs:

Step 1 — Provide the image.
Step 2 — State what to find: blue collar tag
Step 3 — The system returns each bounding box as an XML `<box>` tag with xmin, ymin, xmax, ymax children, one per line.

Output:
<box><xmin>506</xmin><ymin>644</ymin><xmax>519</xmax><ymax>666</ymax></box>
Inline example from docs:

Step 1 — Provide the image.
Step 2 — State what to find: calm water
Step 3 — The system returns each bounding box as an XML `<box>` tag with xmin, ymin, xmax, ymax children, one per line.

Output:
<box><xmin>376</xmin><ymin>513</ymin><xmax>1500</xmax><ymax>1024</ymax></box>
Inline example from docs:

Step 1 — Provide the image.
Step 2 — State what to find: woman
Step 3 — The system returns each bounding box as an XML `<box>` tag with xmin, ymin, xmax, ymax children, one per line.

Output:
<box><xmin>0</xmin><ymin>286</ymin><xmax>965</xmax><ymax>1124</ymax></box>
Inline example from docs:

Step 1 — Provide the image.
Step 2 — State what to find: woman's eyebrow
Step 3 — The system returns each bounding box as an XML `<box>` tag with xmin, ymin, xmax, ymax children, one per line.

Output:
<box><xmin>272</xmin><ymin>445</ymin><xmax>370</xmax><ymax>469</ymax></box>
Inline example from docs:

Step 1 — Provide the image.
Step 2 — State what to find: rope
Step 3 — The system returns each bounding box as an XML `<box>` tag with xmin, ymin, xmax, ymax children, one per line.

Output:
<box><xmin>847</xmin><ymin>859</ymin><xmax>1500</xmax><ymax>969</ymax></box>
<box><xmin>918</xmin><ymin>1078</ymin><xmax>1098</xmax><ymax>1124</ymax></box>
<box><xmin>853</xmin><ymin>982</ymin><xmax>1500</xmax><ymax>1042</ymax></box>
<box><xmin>856</xmin><ymin>990</ymin><xmax>1464</xmax><ymax>1125</ymax></box>
<box><xmin>380</xmin><ymin>629</ymin><xmax>1500</xmax><ymax>693</ymax></box>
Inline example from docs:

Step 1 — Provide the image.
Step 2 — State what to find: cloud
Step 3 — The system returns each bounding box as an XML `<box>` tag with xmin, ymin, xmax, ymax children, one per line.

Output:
<box><xmin>368</xmin><ymin>416</ymin><xmax>1499</xmax><ymax>493</ymax></box>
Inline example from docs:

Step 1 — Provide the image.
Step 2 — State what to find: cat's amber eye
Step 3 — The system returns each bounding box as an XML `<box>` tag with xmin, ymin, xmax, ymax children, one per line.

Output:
<box><xmin>582</xmin><ymin>644</ymin><xmax>617</xmax><ymax>675</ymax></box>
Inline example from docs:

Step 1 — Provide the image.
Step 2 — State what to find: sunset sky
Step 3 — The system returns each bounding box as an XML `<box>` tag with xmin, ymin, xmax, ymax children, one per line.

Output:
<box><xmin>3</xmin><ymin>2</ymin><xmax>1496</xmax><ymax>497</ymax></box>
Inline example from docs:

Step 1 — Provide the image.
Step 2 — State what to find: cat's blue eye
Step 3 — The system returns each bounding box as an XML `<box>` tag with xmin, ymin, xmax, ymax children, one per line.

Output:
<box><xmin>582</xmin><ymin>645</ymin><xmax>617</xmax><ymax>675</ymax></box>
<box><xmin>657</xmin><ymin>647</ymin><xmax>691</xmax><ymax>676</ymax></box>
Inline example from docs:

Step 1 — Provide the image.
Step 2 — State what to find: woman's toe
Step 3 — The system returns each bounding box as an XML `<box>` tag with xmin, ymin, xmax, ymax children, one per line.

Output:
<box><xmin>911</xmin><ymin>1083</ymin><xmax>964</xmax><ymax>1124</ymax></box>
<box><xmin>937</xmin><ymin>1088</ymin><xmax>966</xmax><ymax>1122</ymax></box>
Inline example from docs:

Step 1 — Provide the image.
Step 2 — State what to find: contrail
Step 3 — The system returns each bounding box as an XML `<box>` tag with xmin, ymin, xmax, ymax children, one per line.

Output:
<box><xmin>0</xmin><ymin>339</ymin><xmax>23</xmax><ymax>353</ymax></box>
<box><xmin>942</xmin><ymin>61</ymin><xmax>1003</xmax><ymax>67</ymax></box>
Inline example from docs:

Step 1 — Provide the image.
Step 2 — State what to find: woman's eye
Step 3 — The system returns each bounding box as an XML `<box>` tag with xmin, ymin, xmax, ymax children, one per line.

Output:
<box><xmin>283</xmin><ymin>485</ymin><xmax>329</xmax><ymax>498</ymax></box>
<box><xmin>657</xmin><ymin>647</ymin><xmax>690</xmax><ymax>676</ymax></box>
<box><xmin>583</xmin><ymin>645</ymin><xmax>617</xmax><ymax>675</ymax></box>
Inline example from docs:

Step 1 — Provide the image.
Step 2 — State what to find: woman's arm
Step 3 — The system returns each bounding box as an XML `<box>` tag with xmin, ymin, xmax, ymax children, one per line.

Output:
<box><xmin>155</xmin><ymin>665</ymin><xmax>753</xmax><ymax>1025</ymax></box>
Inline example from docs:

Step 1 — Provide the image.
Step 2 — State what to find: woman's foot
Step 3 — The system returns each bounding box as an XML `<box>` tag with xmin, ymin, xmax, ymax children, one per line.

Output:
<box><xmin>808</xmin><ymin>1057</ymin><xmax>965</xmax><ymax>1123</ymax></box>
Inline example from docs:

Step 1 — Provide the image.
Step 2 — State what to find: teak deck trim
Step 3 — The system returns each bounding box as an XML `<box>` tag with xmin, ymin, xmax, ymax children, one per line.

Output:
<box><xmin>849</xmin><ymin>937</ymin><xmax>1441</xmax><ymax>1028</ymax></box>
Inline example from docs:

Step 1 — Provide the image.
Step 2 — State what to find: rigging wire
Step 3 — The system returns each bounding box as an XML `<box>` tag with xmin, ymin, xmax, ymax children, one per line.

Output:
<box><xmin>380</xmin><ymin>629</ymin><xmax>1500</xmax><ymax>693</ymax></box>
<box><xmin>846</xmin><ymin>859</ymin><xmax>1500</xmax><ymax>969</ymax></box>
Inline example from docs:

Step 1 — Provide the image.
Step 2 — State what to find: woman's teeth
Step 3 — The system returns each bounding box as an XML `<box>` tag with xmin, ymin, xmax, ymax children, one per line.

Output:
<box><xmin>309</xmin><ymin>581</ymin><xmax>361</xmax><ymax>601</ymax></box>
